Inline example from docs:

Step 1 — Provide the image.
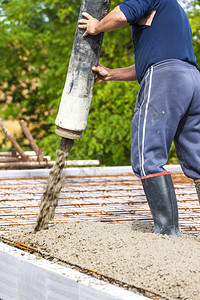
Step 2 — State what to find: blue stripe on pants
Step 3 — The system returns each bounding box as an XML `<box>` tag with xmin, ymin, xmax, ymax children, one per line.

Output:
<box><xmin>131</xmin><ymin>59</ymin><xmax>200</xmax><ymax>180</ymax></box>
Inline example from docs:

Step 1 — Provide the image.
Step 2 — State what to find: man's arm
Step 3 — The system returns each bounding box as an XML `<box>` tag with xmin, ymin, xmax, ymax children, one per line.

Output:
<box><xmin>92</xmin><ymin>63</ymin><xmax>137</xmax><ymax>82</ymax></box>
<box><xmin>78</xmin><ymin>6</ymin><xmax>127</xmax><ymax>37</ymax></box>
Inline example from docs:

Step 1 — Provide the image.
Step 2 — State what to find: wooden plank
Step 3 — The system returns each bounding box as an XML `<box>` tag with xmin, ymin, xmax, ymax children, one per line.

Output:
<box><xmin>0</xmin><ymin>156</ymin><xmax>51</xmax><ymax>163</ymax></box>
<box><xmin>65</xmin><ymin>160</ymin><xmax>100</xmax><ymax>166</ymax></box>
<box><xmin>0</xmin><ymin>162</ymin><xmax>48</xmax><ymax>168</ymax></box>
<box><xmin>0</xmin><ymin>160</ymin><xmax>100</xmax><ymax>169</ymax></box>
<box><xmin>0</xmin><ymin>152</ymin><xmax>13</xmax><ymax>157</ymax></box>
<box><xmin>19</xmin><ymin>120</ymin><xmax>43</xmax><ymax>161</ymax></box>
<box><xmin>0</xmin><ymin>151</ymin><xmax>35</xmax><ymax>157</ymax></box>
<box><xmin>0</xmin><ymin>157</ymin><xmax>19</xmax><ymax>162</ymax></box>
<box><xmin>0</xmin><ymin>118</ymin><xmax>28</xmax><ymax>161</ymax></box>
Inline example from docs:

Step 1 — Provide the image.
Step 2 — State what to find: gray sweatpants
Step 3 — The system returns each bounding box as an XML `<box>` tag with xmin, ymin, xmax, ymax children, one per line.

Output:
<box><xmin>131</xmin><ymin>59</ymin><xmax>200</xmax><ymax>180</ymax></box>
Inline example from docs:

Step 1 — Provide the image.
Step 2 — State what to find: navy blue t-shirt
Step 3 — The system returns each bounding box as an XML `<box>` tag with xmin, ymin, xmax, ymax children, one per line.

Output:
<box><xmin>119</xmin><ymin>0</ymin><xmax>197</xmax><ymax>83</ymax></box>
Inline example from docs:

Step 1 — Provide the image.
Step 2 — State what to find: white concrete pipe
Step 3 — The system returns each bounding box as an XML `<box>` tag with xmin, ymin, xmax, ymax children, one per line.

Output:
<box><xmin>55</xmin><ymin>0</ymin><xmax>111</xmax><ymax>140</ymax></box>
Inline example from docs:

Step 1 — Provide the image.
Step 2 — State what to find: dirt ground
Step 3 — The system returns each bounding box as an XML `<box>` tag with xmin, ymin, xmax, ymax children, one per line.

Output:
<box><xmin>5</xmin><ymin>220</ymin><xmax>200</xmax><ymax>300</ymax></box>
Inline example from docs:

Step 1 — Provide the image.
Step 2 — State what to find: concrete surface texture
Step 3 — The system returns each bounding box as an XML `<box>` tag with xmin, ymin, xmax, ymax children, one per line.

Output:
<box><xmin>5</xmin><ymin>221</ymin><xmax>200</xmax><ymax>300</ymax></box>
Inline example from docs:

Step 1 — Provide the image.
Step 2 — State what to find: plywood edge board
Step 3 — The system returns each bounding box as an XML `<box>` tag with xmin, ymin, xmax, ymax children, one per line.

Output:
<box><xmin>0</xmin><ymin>165</ymin><xmax>182</xmax><ymax>179</ymax></box>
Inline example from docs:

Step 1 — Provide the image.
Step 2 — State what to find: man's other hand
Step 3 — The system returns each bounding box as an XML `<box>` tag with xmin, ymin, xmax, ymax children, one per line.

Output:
<box><xmin>78</xmin><ymin>12</ymin><xmax>100</xmax><ymax>37</ymax></box>
<box><xmin>92</xmin><ymin>63</ymin><xmax>111</xmax><ymax>83</ymax></box>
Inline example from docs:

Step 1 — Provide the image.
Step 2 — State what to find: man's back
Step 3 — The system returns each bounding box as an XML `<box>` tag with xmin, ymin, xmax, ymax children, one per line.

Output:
<box><xmin>119</xmin><ymin>0</ymin><xmax>197</xmax><ymax>82</ymax></box>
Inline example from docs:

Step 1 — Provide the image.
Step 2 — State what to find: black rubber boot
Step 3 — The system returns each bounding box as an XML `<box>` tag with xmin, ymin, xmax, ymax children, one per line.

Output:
<box><xmin>194</xmin><ymin>180</ymin><xmax>200</xmax><ymax>204</ymax></box>
<box><xmin>141</xmin><ymin>172</ymin><xmax>180</xmax><ymax>236</ymax></box>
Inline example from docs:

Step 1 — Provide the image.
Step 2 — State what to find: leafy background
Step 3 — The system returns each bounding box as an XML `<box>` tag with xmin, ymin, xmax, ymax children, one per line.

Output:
<box><xmin>0</xmin><ymin>0</ymin><xmax>199</xmax><ymax>165</ymax></box>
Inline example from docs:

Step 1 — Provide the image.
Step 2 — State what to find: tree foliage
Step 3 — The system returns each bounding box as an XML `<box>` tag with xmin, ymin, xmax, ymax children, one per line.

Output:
<box><xmin>0</xmin><ymin>0</ymin><xmax>199</xmax><ymax>165</ymax></box>
<box><xmin>187</xmin><ymin>0</ymin><xmax>200</xmax><ymax>69</ymax></box>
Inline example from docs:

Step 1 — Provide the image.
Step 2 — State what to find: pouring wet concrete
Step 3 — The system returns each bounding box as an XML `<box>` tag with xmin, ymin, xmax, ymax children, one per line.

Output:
<box><xmin>5</xmin><ymin>220</ymin><xmax>200</xmax><ymax>299</ymax></box>
<box><xmin>34</xmin><ymin>138</ymin><xmax>74</xmax><ymax>232</ymax></box>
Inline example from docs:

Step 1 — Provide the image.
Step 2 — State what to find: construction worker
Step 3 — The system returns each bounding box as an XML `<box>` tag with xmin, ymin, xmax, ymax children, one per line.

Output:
<box><xmin>78</xmin><ymin>0</ymin><xmax>200</xmax><ymax>236</ymax></box>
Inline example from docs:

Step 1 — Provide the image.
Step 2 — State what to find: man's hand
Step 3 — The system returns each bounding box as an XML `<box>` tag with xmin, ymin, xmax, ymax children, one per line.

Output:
<box><xmin>78</xmin><ymin>7</ymin><xmax>127</xmax><ymax>37</ymax></box>
<box><xmin>93</xmin><ymin>63</ymin><xmax>137</xmax><ymax>82</ymax></box>
<box><xmin>92</xmin><ymin>63</ymin><xmax>111</xmax><ymax>83</ymax></box>
<box><xmin>78</xmin><ymin>12</ymin><xmax>100</xmax><ymax>37</ymax></box>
